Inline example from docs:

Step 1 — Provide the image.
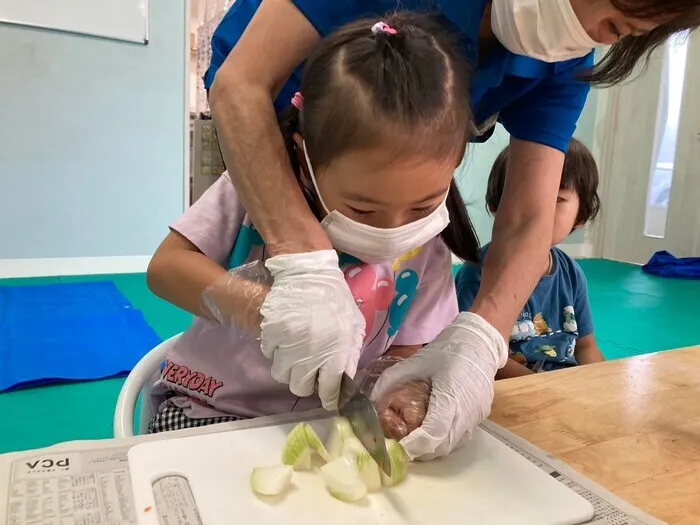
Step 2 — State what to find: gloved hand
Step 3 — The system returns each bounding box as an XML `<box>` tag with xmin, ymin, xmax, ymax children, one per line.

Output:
<box><xmin>260</xmin><ymin>250</ymin><xmax>366</xmax><ymax>410</ymax></box>
<box><xmin>371</xmin><ymin>312</ymin><xmax>508</xmax><ymax>460</ymax></box>
<box><xmin>357</xmin><ymin>356</ymin><xmax>430</xmax><ymax>441</ymax></box>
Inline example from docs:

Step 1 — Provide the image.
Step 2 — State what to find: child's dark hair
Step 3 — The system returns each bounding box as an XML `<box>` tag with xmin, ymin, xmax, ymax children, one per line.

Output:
<box><xmin>278</xmin><ymin>12</ymin><xmax>480</xmax><ymax>263</ymax></box>
<box><xmin>486</xmin><ymin>138</ymin><xmax>601</xmax><ymax>226</ymax></box>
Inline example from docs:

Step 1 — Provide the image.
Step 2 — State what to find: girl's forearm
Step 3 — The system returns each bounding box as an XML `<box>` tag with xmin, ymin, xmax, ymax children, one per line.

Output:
<box><xmin>148</xmin><ymin>241</ymin><xmax>227</xmax><ymax>318</ymax></box>
<box><xmin>147</xmin><ymin>235</ymin><xmax>269</xmax><ymax>333</ymax></box>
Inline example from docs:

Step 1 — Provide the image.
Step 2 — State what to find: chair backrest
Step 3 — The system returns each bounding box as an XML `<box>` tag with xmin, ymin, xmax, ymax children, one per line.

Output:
<box><xmin>113</xmin><ymin>333</ymin><xmax>182</xmax><ymax>438</ymax></box>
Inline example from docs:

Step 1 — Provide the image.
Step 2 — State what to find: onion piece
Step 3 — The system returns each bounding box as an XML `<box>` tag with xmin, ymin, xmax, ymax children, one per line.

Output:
<box><xmin>342</xmin><ymin>436</ymin><xmax>382</xmax><ymax>492</ymax></box>
<box><xmin>250</xmin><ymin>465</ymin><xmax>293</xmax><ymax>496</ymax></box>
<box><xmin>304</xmin><ymin>423</ymin><xmax>331</xmax><ymax>462</ymax></box>
<box><xmin>281</xmin><ymin>423</ymin><xmax>330</xmax><ymax>466</ymax></box>
<box><xmin>293</xmin><ymin>447</ymin><xmax>312</xmax><ymax>471</ymax></box>
<box><xmin>380</xmin><ymin>439</ymin><xmax>409</xmax><ymax>487</ymax></box>
<box><xmin>320</xmin><ymin>456</ymin><xmax>367</xmax><ymax>502</ymax></box>
<box><xmin>327</xmin><ymin>417</ymin><xmax>355</xmax><ymax>459</ymax></box>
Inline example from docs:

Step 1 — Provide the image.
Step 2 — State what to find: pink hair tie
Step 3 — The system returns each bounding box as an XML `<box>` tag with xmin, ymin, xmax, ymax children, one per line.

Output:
<box><xmin>291</xmin><ymin>92</ymin><xmax>304</xmax><ymax>110</ymax></box>
<box><xmin>371</xmin><ymin>21</ymin><xmax>397</xmax><ymax>36</ymax></box>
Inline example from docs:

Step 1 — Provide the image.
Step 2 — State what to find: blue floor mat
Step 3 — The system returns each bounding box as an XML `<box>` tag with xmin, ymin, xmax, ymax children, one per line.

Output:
<box><xmin>0</xmin><ymin>281</ymin><xmax>161</xmax><ymax>392</ymax></box>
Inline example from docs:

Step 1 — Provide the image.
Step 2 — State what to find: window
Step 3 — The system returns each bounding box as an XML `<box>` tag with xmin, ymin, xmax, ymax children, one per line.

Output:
<box><xmin>644</xmin><ymin>32</ymin><xmax>689</xmax><ymax>237</ymax></box>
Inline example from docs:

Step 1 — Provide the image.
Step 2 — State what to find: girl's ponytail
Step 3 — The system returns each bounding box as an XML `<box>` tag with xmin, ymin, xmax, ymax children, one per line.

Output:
<box><xmin>442</xmin><ymin>181</ymin><xmax>480</xmax><ymax>264</ymax></box>
<box><xmin>277</xmin><ymin>104</ymin><xmax>301</xmax><ymax>178</ymax></box>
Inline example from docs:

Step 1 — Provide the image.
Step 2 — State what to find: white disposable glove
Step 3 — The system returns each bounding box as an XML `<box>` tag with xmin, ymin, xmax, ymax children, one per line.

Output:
<box><xmin>371</xmin><ymin>312</ymin><xmax>508</xmax><ymax>460</ymax></box>
<box><xmin>260</xmin><ymin>250</ymin><xmax>366</xmax><ymax>410</ymax></box>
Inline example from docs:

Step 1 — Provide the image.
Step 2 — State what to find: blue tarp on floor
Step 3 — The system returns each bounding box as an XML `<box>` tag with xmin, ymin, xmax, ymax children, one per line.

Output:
<box><xmin>0</xmin><ymin>281</ymin><xmax>161</xmax><ymax>392</ymax></box>
<box><xmin>642</xmin><ymin>250</ymin><xmax>700</xmax><ymax>280</ymax></box>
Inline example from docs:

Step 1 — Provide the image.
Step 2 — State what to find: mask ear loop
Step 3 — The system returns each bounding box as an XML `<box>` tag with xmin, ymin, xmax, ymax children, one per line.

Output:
<box><xmin>302</xmin><ymin>140</ymin><xmax>332</xmax><ymax>215</ymax></box>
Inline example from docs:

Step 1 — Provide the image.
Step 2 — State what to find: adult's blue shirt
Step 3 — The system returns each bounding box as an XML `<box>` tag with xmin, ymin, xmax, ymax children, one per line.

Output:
<box><xmin>205</xmin><ymin>0</ymin><xmax>594</xmax><ymax>153</ymax></box>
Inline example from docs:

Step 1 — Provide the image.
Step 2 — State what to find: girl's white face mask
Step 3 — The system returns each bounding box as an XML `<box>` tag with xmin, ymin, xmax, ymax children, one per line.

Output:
<box><xmin>491</xmin><ymin>0</ymin><xmax>602</xmax><ymax>62</ymax></box>
<box><xmin>302</xmin><ymin>141</ymin><xmax>450</xmax><ymax>264</ymax></box>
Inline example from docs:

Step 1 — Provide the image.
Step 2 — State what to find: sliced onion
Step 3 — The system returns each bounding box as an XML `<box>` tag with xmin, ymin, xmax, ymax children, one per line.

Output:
<box><xmin>293</xmin><ymin>447</ymin><xmax>312</xmax><ymax>471</ymax></box>
<box><xmin>281</xmin><ymin>423</ymin><xmax>310</xmax><ymax>466</ymax></box>
<box><xmin>355</xmin><ymin>452</ymin><xmax>382</xmax><ymax>492</ymax></box>
<box><xmin>250</xmin><ymin>465</ymin><xmax>293</xmax><ymax>496</ymax></box>
<box><xmin>341</xmin><ymin>436</ymin><xmax>381</xmax><ymax>492</ymax></box>
<box><xmin>380</xmin><ymin>439</ymin><xmax>409</xmax><ymax>487</ymax></box>
<box><xmin>304</xmin><ymin>423</ymin><xmax>331</xmax><ymax>462</ymax></box>
<box><xmin>327</xmin><ymin>417</ymin><xmax>355</xmax><ymax>459</ymax></box>
<box><xmin>281</xmin><ymin>423</ymin><xmax>330</xmax><ymax>466</ymax></box>
<box><xmin>320</xmin><ymin>456</ymin><xmax>367</xmax><ymax>502</ymax></box>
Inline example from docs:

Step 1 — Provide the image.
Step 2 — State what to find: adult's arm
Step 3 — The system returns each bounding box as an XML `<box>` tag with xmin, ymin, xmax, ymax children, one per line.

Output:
<box><xmin>206</xmin><ymin>0</ymin><xmax>367</xmax><ymax>410</ymax></box>
<box><xmin>208</xmin><ymin>0</ymin><xmax>325</xmax><ymax>256</ymax></box>
<box><xmin>370</xmin><ymin>56</ymin><xmax>594</xmax><ymax>460</ymax></box>
<box><xmin>471</xmin><ymin>53</ymin><xmax>594</xmax><ymax>339</ymax></box>
<box><xmin>471</xmin><ymin>138</ymin><xmax>564</xmax><ymax>338</ymax></box>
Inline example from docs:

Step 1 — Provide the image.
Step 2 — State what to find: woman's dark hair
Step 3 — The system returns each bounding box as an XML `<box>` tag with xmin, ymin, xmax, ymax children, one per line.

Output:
<box><xmin>486</xmin><ymin>138</ymin><xmax>601</xmax><ymax>226</ymax></box>
<box><xmin>586</xmin><ymin>0</ymin><xmax>700</xmax><ymax>86</ymax></box>
<box><xmin>278</xmin><ymin>11</ymin><xmax>480</xmax><ymax>263</ymax></box>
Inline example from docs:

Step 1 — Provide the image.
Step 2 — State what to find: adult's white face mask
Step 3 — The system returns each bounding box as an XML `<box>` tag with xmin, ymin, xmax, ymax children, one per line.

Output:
<box><xmin>302</xmin><ymin>142</ymin><xmax>450</xmax><ymax>264</ymax></box>
<box><xmin>491</xmin><ymin>0</ymin><xmax>602</xmax><ymax>62</ymax></box>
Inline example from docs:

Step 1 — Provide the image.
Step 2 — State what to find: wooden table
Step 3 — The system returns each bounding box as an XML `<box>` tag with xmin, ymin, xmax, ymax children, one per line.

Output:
<box><xmin>490</xmin><ymin>347</ymin><xmax>700</xmax><ymax>525</ymax></box>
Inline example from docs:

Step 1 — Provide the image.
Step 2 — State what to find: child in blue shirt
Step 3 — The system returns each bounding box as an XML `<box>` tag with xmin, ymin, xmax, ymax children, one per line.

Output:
<box><xmin>456</xmin><ymin>138</ymin><xmax>605</xmax><ymax>378</ymax></box>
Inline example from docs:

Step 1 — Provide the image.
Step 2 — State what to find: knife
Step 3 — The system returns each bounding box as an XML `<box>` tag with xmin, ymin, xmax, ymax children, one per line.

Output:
<box><xmin>338</xmin><ymin>373</ymin><xmax>392</xmax><ymax>476</ymax></box>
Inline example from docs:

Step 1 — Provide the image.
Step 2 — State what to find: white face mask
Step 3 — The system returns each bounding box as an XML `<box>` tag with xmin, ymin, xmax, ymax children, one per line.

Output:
<box><xmin>302</xmin><ymin>142</ymin><xmax>450</xmax><ymax>264</ymax></box>
<box><xmin>491</xmin><ymin>0</ymin><xmax>602</xmax><ymax>62</ymax></box>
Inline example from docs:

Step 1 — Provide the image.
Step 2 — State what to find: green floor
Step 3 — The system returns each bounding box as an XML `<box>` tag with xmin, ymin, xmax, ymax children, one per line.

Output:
<box><xmin>1</xmin><ymin>259</ymin><xmax>698</xmax><ymax>455</ymax></box>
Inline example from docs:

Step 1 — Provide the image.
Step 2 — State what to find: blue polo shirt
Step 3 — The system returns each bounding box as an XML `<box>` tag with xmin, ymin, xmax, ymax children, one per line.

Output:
<box><xmin>205</xmin><ymin>0</ymin><xmax>593</xmax><ymax>153</ymax></box>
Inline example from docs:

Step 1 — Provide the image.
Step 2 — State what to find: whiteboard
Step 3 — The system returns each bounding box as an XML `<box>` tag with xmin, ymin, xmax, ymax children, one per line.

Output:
<box><xmin>0</xmin><ymin>0</ymin><xmax>148</xmax><ymax>44</ymax></box>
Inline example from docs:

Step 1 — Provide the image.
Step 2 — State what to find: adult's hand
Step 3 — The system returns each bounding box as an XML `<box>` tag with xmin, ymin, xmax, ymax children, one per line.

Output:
<box><xmin>371</xmin><ymin>312</ymin><xmax>508</xmax><ymax>460</ymax></box>
<box><xmin>261</xmin><ymin>250</ymin><xmax>366</xmax><ymax>411</ymax></box>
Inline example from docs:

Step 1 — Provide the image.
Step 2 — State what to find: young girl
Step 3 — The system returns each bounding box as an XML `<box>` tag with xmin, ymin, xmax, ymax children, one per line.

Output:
<box><xmin>146</xmin><ymin>12</ymin><xmax>481</xmax><ymax>432</ymax></box>
<box><xmin>456</xmin><ymin>138</ymin><xmax>605</xmax><ymax>378</ymax></box>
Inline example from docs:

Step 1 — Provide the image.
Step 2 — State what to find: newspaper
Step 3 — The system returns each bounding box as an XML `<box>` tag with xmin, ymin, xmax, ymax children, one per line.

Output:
<box><xmin>6</xmin><ymin>447</ymin><xmax>134</xmax><ymax>525</ymax></box>
<box><xmin>1</xmin><ymin>416</ymin><xmax>666</xmax><ymax>525</ymax></box>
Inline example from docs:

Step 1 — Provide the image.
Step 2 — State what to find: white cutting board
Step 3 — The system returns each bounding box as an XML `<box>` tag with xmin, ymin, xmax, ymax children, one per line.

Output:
<box><xmin>128</xmin><ymin>419</ymin><xmax>594</xmax><ymax>525</ymax></box>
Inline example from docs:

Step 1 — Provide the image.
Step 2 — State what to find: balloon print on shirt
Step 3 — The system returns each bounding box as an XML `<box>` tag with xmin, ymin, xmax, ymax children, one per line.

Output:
<box><xmin>391</xmin><ymin>246</ymin><xmax>423</xmax><ymax>272</ymax></box>
<box><xmin>228</xmin><ymin>224</ymin><xmax>264</xmax><ymax>269</ymax></box>
<box><xmin>387</xmin><ymin>269</ymin><xmax>420</xmax><ymax>337</ymax></box>
<box><xmin>343</xmin><ymin>264</ymin><xmax>394</xmax><ymax>343</ymax></box>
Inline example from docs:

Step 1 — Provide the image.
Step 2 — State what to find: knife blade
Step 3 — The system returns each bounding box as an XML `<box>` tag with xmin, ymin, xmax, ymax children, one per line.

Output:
<box><xmin>338</xmin><ymin>373</ymin><xmax>392</xmax><ymax>477</ymax></box>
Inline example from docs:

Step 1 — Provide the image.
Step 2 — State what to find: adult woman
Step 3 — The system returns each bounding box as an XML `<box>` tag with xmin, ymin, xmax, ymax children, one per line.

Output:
<box><xmin>205</xmin><ymin>0</ymin><xmax>699</xmax><ymax>459</ymax></box>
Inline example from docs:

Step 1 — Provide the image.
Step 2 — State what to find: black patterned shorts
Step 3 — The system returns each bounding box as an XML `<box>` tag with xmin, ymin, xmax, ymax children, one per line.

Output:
<box><xmin>148</xmin><ymin>399</ymin><xmax>243</xmax><ymax>434</ymax></box>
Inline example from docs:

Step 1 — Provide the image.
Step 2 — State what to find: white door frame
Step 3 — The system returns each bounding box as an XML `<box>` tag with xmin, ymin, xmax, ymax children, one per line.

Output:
<box><xmin>182</xmin><ymin>0</ymin><xmax>192</xmax><ymax>211</ymax></box>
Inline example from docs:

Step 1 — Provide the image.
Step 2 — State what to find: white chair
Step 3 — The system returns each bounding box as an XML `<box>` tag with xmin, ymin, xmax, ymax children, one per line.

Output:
<box><xmin>113</xmin><ymin>333</ymin><xmax>182</xmax><ymax>438</ymax></box>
